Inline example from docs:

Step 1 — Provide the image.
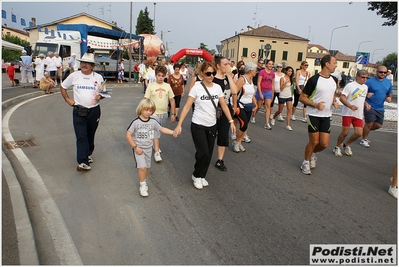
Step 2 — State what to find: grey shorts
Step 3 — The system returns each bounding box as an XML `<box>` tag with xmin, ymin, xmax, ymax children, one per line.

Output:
<box><xmin>133</xmin><ymin>146</ymin><xmax>152</xmax><ymax>168</ymax></box>
<box><xmin>364</xmin><ymin>108</ymin><xmax>384</xmax><ymax>125</ymax></box>
<box><xmin>152</xmin><ymin>113</ymin><xmax>166</xmax><ymax>138</ymax></box>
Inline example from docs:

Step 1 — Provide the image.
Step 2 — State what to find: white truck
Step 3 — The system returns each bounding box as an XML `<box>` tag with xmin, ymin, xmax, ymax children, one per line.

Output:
<box><xmin>33</xmin><ymin>30</ymin><xmax>125</xmax><ymax>79</ymax></box>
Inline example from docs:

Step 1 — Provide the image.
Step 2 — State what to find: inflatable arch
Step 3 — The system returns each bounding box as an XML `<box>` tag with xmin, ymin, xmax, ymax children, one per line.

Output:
<box><xmin>169</xmin><ymin>48</ymin><xmax>213</xmax><ymax>63</ymax></box>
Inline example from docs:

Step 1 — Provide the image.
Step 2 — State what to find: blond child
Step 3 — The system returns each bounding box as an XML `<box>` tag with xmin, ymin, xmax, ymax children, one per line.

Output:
<box><xmin>40</xmin><ymin>72</ymin><xmax>56</xmax><ymax>94</ymax></box>
<box><xmin>126</xmin><ymin>98</ymin><xmax>176</xmax><ymax>197</ymax></box>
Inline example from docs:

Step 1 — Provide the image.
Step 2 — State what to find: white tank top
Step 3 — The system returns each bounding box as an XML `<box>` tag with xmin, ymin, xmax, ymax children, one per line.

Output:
<box><xmin>274</xmin><ymin>73</ymin><xmax>284</xmax><ymax>93</ymax></box>
<box><xmin>298</xmin><ymin>71</ymin><xmax>308</xmax><ymax>86</ymax></box>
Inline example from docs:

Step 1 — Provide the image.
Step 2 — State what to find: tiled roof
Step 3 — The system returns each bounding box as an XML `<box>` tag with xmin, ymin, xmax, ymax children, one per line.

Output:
<box><xmin>308</xmin><ymin>43</ymin><xmax>328</xmax><ymax>51</ymax></box>
<box><xmin>24</xmin><ymin>13</ymin><xmax>123</xmax><ymax>32</ymax></box>
<box><xmin>307</xmin><ymin>50</ymin><xmax>356</xmax><ymax>61</ymax></box>
<box><xmin>239</xmin><ymin>25</ymin><xmax>308</xmax><ymax>41</ymax></box>
<box><xmin>1</xmin><ymin>25</ymin><xmax>29</xmax><ymax>36</ymax></box>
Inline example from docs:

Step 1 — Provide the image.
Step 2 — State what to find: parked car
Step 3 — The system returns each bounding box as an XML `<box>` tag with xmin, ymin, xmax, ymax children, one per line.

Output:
<box><xmin>2</xmin><ymin>60</ymin><xmax>21</xmax><ymax>73</ymax></box>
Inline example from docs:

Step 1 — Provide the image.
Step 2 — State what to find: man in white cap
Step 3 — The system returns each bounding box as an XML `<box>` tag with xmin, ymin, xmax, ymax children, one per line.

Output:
<box><xmin>19</xmin><ymin>50</ymin><xmax>35</xmax><ymax>88</ymax></box>
<box><xmin>60</xmin><ymin>53</ymin><xmax>106</xmax><ymax>171</ymax></box>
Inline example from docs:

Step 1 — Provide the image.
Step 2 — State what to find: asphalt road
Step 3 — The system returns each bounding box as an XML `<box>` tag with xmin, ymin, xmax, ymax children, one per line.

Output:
<box><xmin>2</xmin><ymin>80</ymin><xmax>397</xmax><ymax>264</ymax></box>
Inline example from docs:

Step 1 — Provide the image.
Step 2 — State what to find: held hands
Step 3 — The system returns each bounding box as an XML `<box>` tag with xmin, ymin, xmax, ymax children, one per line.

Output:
<box><xmin>173</xmin><ymin>125</ymin><xmax>182</xmax><ymax>138</ymax></box>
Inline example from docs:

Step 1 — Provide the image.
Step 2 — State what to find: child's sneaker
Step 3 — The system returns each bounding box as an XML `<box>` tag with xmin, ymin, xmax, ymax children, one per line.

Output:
<box><xmin>139</xmin><ymin>183</ymin><xmax>149</xmax><ymax>197</ymax></box>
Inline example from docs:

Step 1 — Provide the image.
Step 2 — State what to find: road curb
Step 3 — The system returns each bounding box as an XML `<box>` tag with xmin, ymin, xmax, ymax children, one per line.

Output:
<box><xmin>2</xmin><ymin>151</ymin><xmax>39</xmax><ymax>265</ymax></box>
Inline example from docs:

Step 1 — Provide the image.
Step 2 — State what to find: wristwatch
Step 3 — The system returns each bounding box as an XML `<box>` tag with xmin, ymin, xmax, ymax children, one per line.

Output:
<box><xmin>133</xmin><ymin>145</ymin><xmax>137</xmax><ymax>150</ymax></box>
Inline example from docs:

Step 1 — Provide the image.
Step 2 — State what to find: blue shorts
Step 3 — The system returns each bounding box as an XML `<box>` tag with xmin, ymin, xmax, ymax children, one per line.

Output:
<box><xmin>364</xmin><ymin>107</ymin><xmax>384</xmax><ymax>125</ymax></box>
<box><xmin>255</xmin><ymin>90</ymin><xmax>272</xmax><ymax>100</ymax></box>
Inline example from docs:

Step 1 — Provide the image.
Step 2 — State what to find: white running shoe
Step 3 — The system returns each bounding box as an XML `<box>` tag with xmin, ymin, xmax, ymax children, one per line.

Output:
<box><xmin>201</xmin><ymin>178</ymin><xmax>209</xmax><ymax>187</ymax></box>
<box><xmin>77</xmin><ymin>163</ymin><xmax>91</xmax><ymax>171</ymax></box>
<box><xmin>277</xmin><ymin>114</ymin><xmax>284</xmax><ymax>121</ymax></box>
<box><xmin>139</xmin><ymin>183</ymin><xmax>149</xmax><ymax>197</ymax></box>
<box><xmin>243</xmin><ymin>135</ymin><xmax>251</xmax><ymax>143</ymax></box>
<box><xmin>239</xmin><ymin>143</ymin><xmax>246</xmax><ymax>152</ymax></box>
<box><xmin>360</xmin><ymin>139</ymin><xmax>370</xmax><ymax>148</ymax></box>
<box><xmin>388</xmin><ymin>186</ymin><xmax>398</xmax><ymax>199</ymax></box>
<box><xmin>301</xmin><ymin>117</ymin><xmax>307</xmax><ymax>123</ymax></box>
<box><xmin>344</xmin><ymin>146</ymin><xmax>353</xmax><ymax>156</ymax></box>
<box><xmin>154</xmin><ymin>152</ymin><xmax>162</xmax><ymax>162</ymax></box>
<box><xmin>250</xmin><ymin>117</ymin><xmax>256</xmax><ymax>124</ymax></box>
<box><xmin>264</xmin><ymin>123</ymin><xmax>272</xmax><ymax>130</ymax></box>
<box><xmin>285</xmin><ymin>125</ymin><xmax>293</xmax><ymax>131</ymax></box>
<box><xmin>291</xmin><ymin>115</ymin><xmax>296</xmax><ymax>121</ymax></box>
<box><xmin>192</xmin><ymin>175</ymin><xmax>203</xmax><ymax>189</ymax></box>
<box><xmin>233</xmin><ymin>141</ymin><xmax>240</xmax><ymax>153</ymax></box>
<box><xmin>310</xmin><ymin>153</ymin><xmax>317</xmax><ymax>169</ymax></box>
<box><xmin>270</xmin><ymin>118</ymin><xmax>275</xmax><ymax>126</ymax></box>
<box><xmin>301</xmin><ymin>161</ymin><xmax>311</xmax><ymax>175</ymax></box>
<box><xmin>333</xmin><ymin>146</ymin><xmax>343</xmax><ymax>157</ymax></box>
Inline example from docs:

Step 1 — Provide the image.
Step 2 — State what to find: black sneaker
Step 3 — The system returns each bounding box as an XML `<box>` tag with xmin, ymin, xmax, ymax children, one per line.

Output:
<box><xmin>215</xmin><ymin>159</ymin><xmax>227</xmax><ymax>171</ymax></box>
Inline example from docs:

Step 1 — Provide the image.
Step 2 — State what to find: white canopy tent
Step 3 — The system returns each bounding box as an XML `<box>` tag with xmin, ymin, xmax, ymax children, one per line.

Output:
<box><xmin>2</xmin><ymin>40</ymin><xmax>24</xmax><ymax>51</ymax></box>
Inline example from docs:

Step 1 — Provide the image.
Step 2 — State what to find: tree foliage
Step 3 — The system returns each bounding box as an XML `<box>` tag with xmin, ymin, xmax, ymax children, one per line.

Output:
<box><xmin>2</xmin><ymin>35</ymin><xmax>30</xmax><ymax>62</ymax></box>
<box><xmin>135</xmin><ymin>7</ymin><xmax>155</xmax><ymax>35</ymax></box>
<box><xmin>380</xmin><ymin>52</ymin><xmax>397</xmax><ymax>70</ymax></box>
<box><xmin>367</xmin><ymin>2</ymin><xmax>397</xmax><ymax>26</ymax></box>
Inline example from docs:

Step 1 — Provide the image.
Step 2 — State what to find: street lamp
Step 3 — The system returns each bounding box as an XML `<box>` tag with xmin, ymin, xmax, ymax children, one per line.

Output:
<box><xmin>329</xmin><ymin>25</ymin><xmax>348</xmax><ymax>50</ymax></box>
<box><xmin>357</xmin><ymin>40</ymin><xmax>372</xmax><ymax>53</ymax></box>
<box><xmin>160</xmin><ymin>29</ymin><xmax>171</xmax><ymax>42</ymax></box>
<box><xmin>371</xmin><ymin>48</ymin><xmax>384</xmax><ymax>63</ymax></box>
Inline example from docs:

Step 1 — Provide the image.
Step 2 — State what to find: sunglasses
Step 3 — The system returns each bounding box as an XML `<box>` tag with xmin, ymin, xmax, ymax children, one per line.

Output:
<box><xmin>378</xmin><ymin>71</ymin><xmax>387</xmax><ymax>74</ymax></box>
<box><xmin>204</xmin><ymin>71</ymin><xmax>217</xmax><ymax>76</ymax></box>
<box><xmin>304</xmin><ymin>64</ymin><xmax>309</xmax><ymax>67</ymax></box>
<box><xmin>277</xmin><ymin>66</ymin><xmax>282</xmax><ymax>68</ymax></box>
<box><xmin>360</xmin><ymin>76</ymin><xmax>368</xmax><ymax>79</ymax></box>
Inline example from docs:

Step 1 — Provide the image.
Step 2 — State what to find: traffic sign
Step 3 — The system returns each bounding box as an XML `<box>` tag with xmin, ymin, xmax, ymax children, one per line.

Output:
<box><xmin>251</xmin><ymin>52</ymin><xmax>256</xmax><ymax>58</ymax></box>
<box><xmin>355</xmin><ymin>52</ymin><xmax>370</xmax><ymax>64</ymax></box>
<box><xmin>390</xmin><ymin>63</ymin><xmax>396</xmax><ymax>68</ymax></box>
<box><xmin>265</xmin><ymin>44</ymin><xmax>272</xmax><ymax>50</ymax></box>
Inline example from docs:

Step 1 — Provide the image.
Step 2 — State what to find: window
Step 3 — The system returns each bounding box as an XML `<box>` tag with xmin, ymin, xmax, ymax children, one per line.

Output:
<box><xmin>282</xmin><ymin>51</ymin><xmax>288</xmax><ymax>60</ymax></box>
<box><xmin>272</xmin><ymin>41</ymin><xmax>277</xmax><ymax>43</ymax></box>
<box><xmin>242</xmin><ymin>48</ymin><xmax>248</xmax><ymax>57</ymax></box>
<box><xmin>260</xmin><ymin>40</ymin><xmax>264</xmax><ymax>42</ymax></box>
<box><xmin>297</xmin><ymin>52</ymin><xmax>303</xmax><ymax>62</ymax></box>
<box><xmin>270</xmin><ymin>50</ymin><xmax>276</xmax><ymax>62</ymax></box>
<box><xmin>59</xmin><ymin>45</ymin><xmax>71</xmax><ymax>58</ymax></box>
<box><xmin>343</xmin><ymin>62</ymin><xmax>349</xmax><ymax>68</ymax></box>
<box><xmin>258</xmin><ymin>49</ymin><xmax>263</xmax><ymax>59</ymax></box>
<box><xmin>231</xmin><ymin>49</ymin><xmax>234</xmax><ymax>58</ymax></box>
<box><xmin>284</xmin><ymin>42</ymin><xmax>289</xmax><ymax>44</ymax></box>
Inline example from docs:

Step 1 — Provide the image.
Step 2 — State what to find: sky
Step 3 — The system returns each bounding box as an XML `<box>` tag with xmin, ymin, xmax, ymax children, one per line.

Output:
<box><xmin>2</xmin><ymin>1</ymin><xmax>398</xmax><ymax>63</ymax></box>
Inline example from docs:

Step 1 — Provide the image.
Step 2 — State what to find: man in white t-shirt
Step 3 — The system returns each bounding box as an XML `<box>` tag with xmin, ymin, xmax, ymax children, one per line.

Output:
<box><xmin>333</xmin><ymin>69</ymin><xmax>369</xmax><ymax>157</ymax></box>
<box><xmin>299</xmin><ymin>55</ymin><xmax>339</xmax><ymax>175</ymax></box>
<box><xmin>54</xmin><ymin>52</ymin><xmax>63</xmax><ymax>84</ymax></box>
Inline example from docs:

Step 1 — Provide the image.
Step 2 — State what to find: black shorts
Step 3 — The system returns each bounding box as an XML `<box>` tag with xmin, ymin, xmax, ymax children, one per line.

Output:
<box><xmin>307</xmin><ymin>115</ymin><xmax>331</xmax><ymax>133</ymax></box>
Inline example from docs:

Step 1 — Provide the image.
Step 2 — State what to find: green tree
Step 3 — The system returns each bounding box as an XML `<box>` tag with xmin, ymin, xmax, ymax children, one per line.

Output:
<box><xmin>2</xmin><ymin>35</ymin><xmax>30</xmax><ymax>62</ymax></box>
<box><xmin>381</xmin><ymin>52</ymin><xmax>397</xmax><ymax>69</ymax></box>
<box><xmin>368</xmin><ymin>2</ymin><xmax>397</xmax><ymax>26</ymax></box>
<box><xmin>135</xmin><ymin>7</ymin><xmax>155</xmax><ymax>35</ymax></box>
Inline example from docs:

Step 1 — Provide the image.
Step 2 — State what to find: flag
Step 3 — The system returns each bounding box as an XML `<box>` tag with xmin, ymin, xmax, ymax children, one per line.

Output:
<box><xmin>2</xmin><ymin>10</ymin><xmax>6</xmax><ymax>19</ymax></box>
<box><xmin>11</xmin><ymin>14</ymin><xmax>16</xmax><ymax>23</ymax></box>
<box><xmin>21</xmin><ymin>18</ymin><xmax>26</xmax><ymax>26</ymax></box>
